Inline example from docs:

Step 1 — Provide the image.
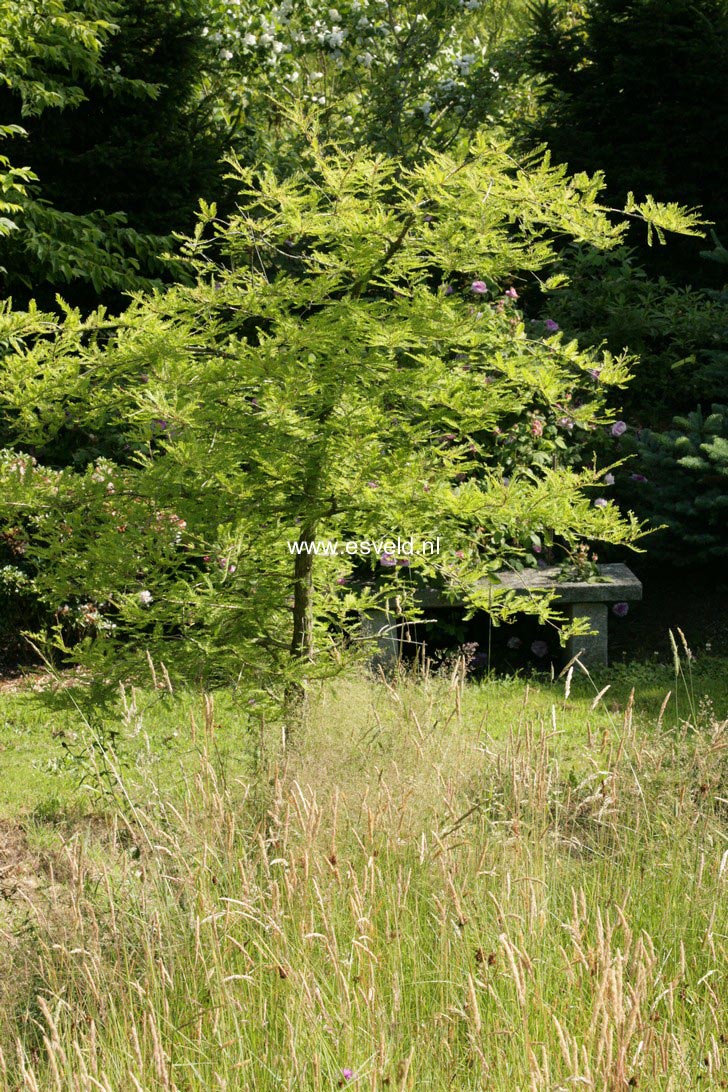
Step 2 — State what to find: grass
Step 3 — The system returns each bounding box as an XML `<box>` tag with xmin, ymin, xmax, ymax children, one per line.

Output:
<box><xmin>1</xmin><ymin>648</ymin><xmax>727</xmax><ymax>819</ymax></box>
<box><xmin>0</xmin><ymin>652</ymin><xmax>726</xmax><ymax>1089</ymax></box>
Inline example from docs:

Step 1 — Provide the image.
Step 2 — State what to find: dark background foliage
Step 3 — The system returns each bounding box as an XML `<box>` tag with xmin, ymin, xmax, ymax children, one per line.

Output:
<box><xmin>524</xmin><ymin>0</ymin><xmax>728</xmax><ymax>286</ymax></box>
<box><xmin>0</xmin><ymin>0</ymin><xmax>228</xmax><ymax>310</ymax></box>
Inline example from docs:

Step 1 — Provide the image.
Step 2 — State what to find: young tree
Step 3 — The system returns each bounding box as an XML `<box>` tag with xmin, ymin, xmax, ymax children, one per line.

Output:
<box><xmin>0</xmin><ymin>122</ymin><xmax>700</xmax><ymax>697</ymax></box>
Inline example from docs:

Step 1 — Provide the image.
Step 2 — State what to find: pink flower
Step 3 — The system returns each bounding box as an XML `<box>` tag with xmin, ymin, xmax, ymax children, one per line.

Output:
<box><xmin>612</xmin><ymin>602</ymin><xmax>629</xmax><ymax>617</ymax></box>
<box><xmin>543</xmin><ymin>319</ymin><xmax>560</xmax><ymax>333</ymax></box>
<box><xmin>530</xmin><ymin>419</ymin><xmax>544</xmax><ymax>437</ymax></box>
<box><xmin>471</xmin><ymin>280</ymin><xmax>488</xmax><ymax>295</ymax></box>
<box><xmin>594</xmin><ymin>498</ymin><xmax>608</xmax><ymax>508</ymax></box>
<box><xmin>443</xmin><ymin>284</ymin><xmax>454</xmax><ymax>296</ymax></box>
<box><xmin>341</xmin><ymin>1069</ymin><xmax>355</xmax><ymax>1082</ymax></box>
<box><xmin>604</xmin><ymin>472</ymin><xmax>615</xmax><ymax>485</ymax></box>
<box><xmin>504</xmin><ymin>287</ymin><xmax>519</xmax><ymax>299</ymax></box>
<box><xmin>379</xmin><ymin>553</ymin><xmax>396</xmax><ymax>567</ymax></box>
<box><xmin>610</xmin><ymin>420</ymin><xmax>627</xmax><ymax>438</ymax></box>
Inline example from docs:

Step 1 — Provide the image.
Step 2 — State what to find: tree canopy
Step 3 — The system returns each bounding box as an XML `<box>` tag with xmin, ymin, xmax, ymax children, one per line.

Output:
<box><xmin>0</xmin><ymin>122</ymin><xmax>701</xmax><ymax>691</ymax></box>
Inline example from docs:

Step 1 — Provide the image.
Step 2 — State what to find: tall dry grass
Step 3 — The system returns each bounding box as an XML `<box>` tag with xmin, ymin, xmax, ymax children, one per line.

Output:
<box><xmin>1</xmin><ymin>670</ymin><xmax>726</xmax><ymax>1090</ymax></box>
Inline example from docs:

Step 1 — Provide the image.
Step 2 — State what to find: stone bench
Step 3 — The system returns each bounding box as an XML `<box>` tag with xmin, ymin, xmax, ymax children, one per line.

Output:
<box><xmin>361</xmin><ymin>563</ymin><xmax>642</xmax><ymax>671</ymax></box>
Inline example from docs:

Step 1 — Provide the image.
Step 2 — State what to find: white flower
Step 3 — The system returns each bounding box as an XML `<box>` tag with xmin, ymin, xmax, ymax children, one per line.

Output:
<box><xmin>326</xmin><ymin>28</ymin><xmax>345</xmax><ymax>48</ymax></box>
<box><xmin>358</xmin><ymin>51</ymin><xmax>373</xmax><ymax>67</ymax></box>
<box><xmin>219</xmin><ymin>48</ymin><xmax>233</xmax><ymax>60</ymax></box>
<box><xmin>138</xmin><ymin>590</ymin><xmax>153</xmax><ymax>606</ymax></box>
<box><xmin>243</xmin><ymin>32</ymin><xmax>257</xmax><ymax>46</ymax></box>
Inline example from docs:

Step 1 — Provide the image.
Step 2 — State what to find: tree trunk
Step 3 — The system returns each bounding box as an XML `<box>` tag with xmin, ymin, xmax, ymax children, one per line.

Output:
<box><xmin>290</xmin><ymin>524</ymin><xmax>316</xmax><ymax>661</ymax></box>
<box><xmin>284</xmin><ymin>525</ymin><xmax>316</xmax><ymax>740</ymax></box>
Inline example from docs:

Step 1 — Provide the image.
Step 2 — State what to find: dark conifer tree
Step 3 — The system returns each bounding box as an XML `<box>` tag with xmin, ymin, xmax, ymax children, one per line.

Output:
<box><xmin>525</xmin><ymin>0</ymin><xmax>728</xmax><ymax>284</ymax></box>
<box><xmin>0</xmin><ymin>0</ymin><xmax>228</xmax><ymax>307</ymax></box>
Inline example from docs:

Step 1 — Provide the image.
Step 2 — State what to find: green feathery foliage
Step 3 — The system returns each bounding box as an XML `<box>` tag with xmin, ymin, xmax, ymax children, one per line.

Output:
<box><xmin>0</xmin><ymin>122</ymin><xmax>702</xmax><ymax>695</ymax></box>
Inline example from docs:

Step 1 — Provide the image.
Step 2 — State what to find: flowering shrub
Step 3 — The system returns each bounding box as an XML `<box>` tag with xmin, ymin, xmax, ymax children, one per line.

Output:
<box><xmin>536</xmin><ymin>245</ymin><xmax>728</xmax><ymax>428</ymax></box>
<box><xmin>206</xmin><ymin>0</ymin><xmax>528</xmax><ymax>163</ymax></box>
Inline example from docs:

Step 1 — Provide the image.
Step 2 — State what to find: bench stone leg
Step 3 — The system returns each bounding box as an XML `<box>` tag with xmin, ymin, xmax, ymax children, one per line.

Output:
<box><xmin>360</xmin><ymin>608</ymin><xmax>400</xmax><ymax>671</ymax></box>
<box><xmin>565</xmin><ymin>602</ymin><xmax>609</xmax><ymax>668</ymax></box>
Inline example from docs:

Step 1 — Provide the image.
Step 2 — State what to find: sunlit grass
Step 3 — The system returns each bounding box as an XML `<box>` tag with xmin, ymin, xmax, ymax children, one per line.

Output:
<box><xmin>0</xmin><ymin>656</ymin><xmax>725</xmax><ymax>1089</ymax></box>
